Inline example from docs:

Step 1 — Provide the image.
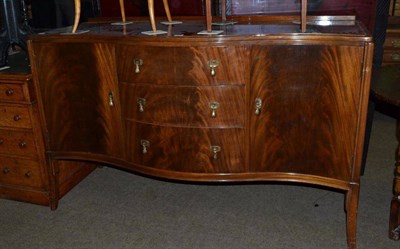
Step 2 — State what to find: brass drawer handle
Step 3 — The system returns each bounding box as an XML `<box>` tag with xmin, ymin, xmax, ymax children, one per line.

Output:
<box><xmin>19</xmin><ymin>141</ymin><xmax>27</xmax><ymax>148</ymax></box>
<box><xmin>392</xmin><ymin>53</ymin><xmax>400</xmax><ymax>61</ymax></box>
<box><xmin>208</xmin><ymin>60</ymin><xmax>219</xmax><ymax>77</ymax></box>
<box><xmin>209</xmin><ymin>101</ymin><xmax>219</xmax><ymax>118</ymax></box>
<box><xmin>210</xmin><ymin>145</ymin><xmax>221</xmax><ymax>159</ymax></box>
<box><xmin>137</xmin><ymin>98</ymin><xmax>146</xmax><ymax>112</ymax></box>
<box><xmin>5</xmin><ymin>88</ymin><xmax>14</xmax><ymax>96</ymax></box>
<box><xmin>13</xmin><ymin>115</ymin><xmax>21</xmax><ymax>121</ymax></box>
<box><xmin>3</xmin><ymin>168</ymin><xmax>10</xmax><ymax>174</ymax></box>
<box><xmin>25</xmin><ymin>171</ymin><xmax>32</xmax><ymax>177</ymax></box>
<box><xmin>392</xmin><ymin>40</ymin><xmax>400</xmax><ymax>48</ymax></box>
<box><xmin>109</xmin><ymin>91</ymin><xmax>114</xmax><ymax>107</ymax></box>
<box><xmin>134</xmin><ymin>58</ymin><xmax>143</xmax><ymax>74</ymax></box>
<box><xmin>255</xmin><ymin>98</ymin><xmax>262</xmax><ymax>115</ymax></box>
<box><xmin>140</xmin><ymin>139</ymin><xmax>150</xmax><ymax>154</ymax></box>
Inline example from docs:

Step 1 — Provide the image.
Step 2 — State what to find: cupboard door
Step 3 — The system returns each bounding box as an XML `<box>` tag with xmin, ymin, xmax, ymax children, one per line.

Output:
<box><xmin>250</xmin><ymin>45</ymin><xmax>364</xmax><ymax>181</ymax></box>
<box><xmin>31</xmin><ymin>42</ymin><xmax>125</xmax><ymax>158</ymax></box>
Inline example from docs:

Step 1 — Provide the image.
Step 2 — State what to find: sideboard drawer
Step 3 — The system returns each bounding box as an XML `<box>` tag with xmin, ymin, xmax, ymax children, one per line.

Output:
<box><xmin>0</xmin><ymin>129</ymin><xmax>37</xmax><ymax>157</ymax></box>
<box><xmin>0</xmin><ymin>105</ymin><xmax>31</xmax><ymax>129</ymax></box>
<box><xmin>126</xmin><ymin>122</ymin><xmax>245</xmax><ymax>173</ymax></box>
<box><xmin>0</xmin><ymin>157</ymin><xmax>43</xmax><ymax>188</ymax></box>
<box><xmin>117</xmin><ymin>45</ymin><xmax>249</xmax><ymax>85</ymax></box>
<box><xmin>120</xmin><ymin>83</ymin><xmax>245</xmax><ymax>128</ymax></box>
<box><xmin>0</xmin><ymin>83</ymin><xmax>27</xmax><ymax>102</ymax></box>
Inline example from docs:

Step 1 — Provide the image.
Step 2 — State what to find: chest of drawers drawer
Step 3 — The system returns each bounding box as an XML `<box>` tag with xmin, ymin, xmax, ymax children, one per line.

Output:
<box><xmin>120</xmin><ymin>83</ymin><xmax>245</xmax><ymax>128</ymax></box>
<box><xmin>0</xmin><ymin>129</ymin><xmax>37</xmax><ymax>157</ymax></box>
<box><xmin>0</xmin><ymin>105</ymin><xmax>32</xmax><ymax>128</ymax></box>
<box><xmin>126</xmin><ymin>122</ymin><xmax>245</xmax><ymax>173</ymax></box>
<box><xmin>0</xmin><ymin>82</ymin><xmax>28</xmax><ymax>103</ymax></box>
<box><xmin>117</xmin><ymin>45</ymin><xmax>249</xmax><ymax>85</ymax></box>
<box><xmin>0</xmin><ymin>157</ymin><xmax>43</xmax><ymax>189</ymax></box>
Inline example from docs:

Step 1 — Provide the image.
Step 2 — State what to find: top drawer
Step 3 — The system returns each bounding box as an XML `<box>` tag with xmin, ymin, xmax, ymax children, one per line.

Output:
<box><xmin>116</xmin><ymin>45</ymin><xmax>249</xmax><ymax>85</ymax></box>
<box><xmin>0</xmin><ymin>82</ymin><xmax>28</xmax><ymax>103</ymax></box>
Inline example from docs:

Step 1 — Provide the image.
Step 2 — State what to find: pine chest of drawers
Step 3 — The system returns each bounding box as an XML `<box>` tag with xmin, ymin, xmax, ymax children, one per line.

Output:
<box><xmin>27</xmin><ymin>17</ymin><xmax>373</xmax><ymax>248</ymax></box>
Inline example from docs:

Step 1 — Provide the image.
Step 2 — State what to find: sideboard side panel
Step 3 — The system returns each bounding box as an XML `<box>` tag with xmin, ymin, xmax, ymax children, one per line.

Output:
<box><xmin>30</xmin><ymin>42</ymin><xmax>125</xmax><ymax>158</ymax></box>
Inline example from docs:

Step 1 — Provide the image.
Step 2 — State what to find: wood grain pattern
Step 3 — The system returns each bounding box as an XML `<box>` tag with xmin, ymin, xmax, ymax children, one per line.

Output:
<box><xmin>0</xmin><ymin>129</ymin><xmax>37</xmax><ymax>157</ymax></box>
<box><xmin>31</xmin><ymin>42</ymin><xmax>125</xmax><ymax>158</ymax></box>
<box><xmin>117</xmin><ymin>45</ymin><xmax>249</xmax><ymax>86</ymax></box>
<box><xmin>120</xmin><ymin>83</ymin><xmax>245</xmax><ymax>128</ymax></box>
<box><xmin>249</xmin><ymin>45</ymin><xmax>364</xmax><ymax>181</ymax></box>
<box><xmin>126</xmin><ymin>122</ymin><xmax>245</xmax><ymax>173</ymax></box>
<box><xmin>0</xmin><ymin>105</ymin><xmax>31</xmax><ymax>128</ymax></box>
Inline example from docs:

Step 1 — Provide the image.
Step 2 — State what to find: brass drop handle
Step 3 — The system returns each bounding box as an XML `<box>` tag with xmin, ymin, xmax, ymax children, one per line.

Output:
<box><xmin>5</xmin><ymin>88</ymin><xmax>14</xmax><ymax>96</ymax></box>
<box><xmin>208</xmin><ymin>60</ymin><xmax>219</xmax><ymax>77</ymax></box>
<box><xmin>19</xmin><ymin>141</ymin><xmax>27</xmax><ymax>148</ymax></box>
<box><xmin>210</xmin><ymin>145</ymin><xmax>221</xmax><ymax>160</ymax></box>
<box><xmin>140</xmin><ymin>139</ymin><xmax>150</xmax><ymax>154</ymax></box>
<box><xmin>3</xmin><ymin>168</ymin><xmax>10</xmax><ymax>174</ymax></box>
<box><xmin>392</xmin><ymin>53</ymin><xmax>400</xmax><ymax>61</ymax></box>
<box><xmin>134</xmin><ymin>58</ymin><xmax>143</xmax><ymax>74</ymax></box>
<box><xmin>109</xmin><ymin>91</ymin><xmax>115</xmax><ymax>107</ymax></box>
<box><xmin>393</xmin><ymin>40</ymin><xmax>400</xmax><ymax>48</ymax></box>
<box><xmin>25</xmin><ymin>171</ymin><xmax>32</xmax><ymax>177</ymax></box>
<box><xmin>255</xmin><ymin>98</ymin><xmax>262</xmax><ymax>115</ymax></box>
<box><xmin>209</xmin><ymin>101</ymin><xmax>219</xmax><ymax>118</ymax></box>
<box><xmin>137</xmin><ymin>98</ymin><xmax>146</xmax><ymax>112</ymax></box>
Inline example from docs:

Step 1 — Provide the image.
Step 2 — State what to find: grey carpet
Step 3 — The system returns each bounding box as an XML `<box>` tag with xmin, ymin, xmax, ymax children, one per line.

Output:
<box><xmin>0</xmin><ymin>111</ymin><xmax>399</xmax><ymax>249</ymax></box>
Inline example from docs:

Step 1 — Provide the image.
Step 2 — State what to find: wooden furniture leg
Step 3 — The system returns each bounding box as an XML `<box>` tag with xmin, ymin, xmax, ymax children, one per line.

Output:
<box><xmin>162</xmin><ymin>0</ymin><xmax>172</xmax><ymax>23</ymax></box>
<box><xmin>389</xmin><ymin>119</ymin><xmax>400</xmax><ymax>240</ymax></box>
<box><xmin>205</xmin><ymin>0</ymin><xmax>212</xmax><ymax>32</ymax></box>
<box><xmin>301</xmin><ymin>0</ymin><xmax>307</xmax><ymax>32</ymax></box>
<box><xmin>346</xmin><ymin>185</ymin><xmax>360</xmax><ymax>249</ymax></box>
<box><xmin>119</xmin><ymin>0</ymin><xmax>126</xmax><ymax>23</ymax></box>
<box><xmin>221</xmin><ymin>0</ymin><xmax>226</xmax><ymax>22</ymax></box>
<box><xmin>72</xmin><ymin>0</ymin><xmax>80</xmax><ymax>33</ymax></box>
<box><xmin>148</xmin><ymin>0</ymin><xmax>156</xmax><ymax>32</ymax></box>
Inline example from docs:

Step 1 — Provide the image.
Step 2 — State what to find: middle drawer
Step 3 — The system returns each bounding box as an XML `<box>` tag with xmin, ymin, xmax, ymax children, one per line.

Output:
<box><xmin>0</xmin><ymin>104</ymin><xmax>32</xmax><ymax>129</ymax></box>
<box><xmin>120</xmin><ymin>83</ymin><xmax>245</xmax><ymax>128</ymax></box>
<box><xmin>0</xmin><ymin>129</ymin><xmax>37</xmax><ymax>157</ymax></box>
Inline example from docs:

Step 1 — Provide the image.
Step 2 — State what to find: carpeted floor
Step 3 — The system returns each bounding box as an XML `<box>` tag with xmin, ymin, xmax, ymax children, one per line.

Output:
<box><xmin>0</xmin><ymin>111</ymin><xmax>399</xmax><ymax>249</ymax></box>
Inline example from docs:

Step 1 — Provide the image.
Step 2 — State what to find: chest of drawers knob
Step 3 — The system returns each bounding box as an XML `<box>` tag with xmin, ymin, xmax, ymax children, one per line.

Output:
<box><xmin>2</xmin><ymin>167</ymin><xmax>10</xmax><ymax>174</ymax></box>
<box><xmin>18</xmin><ymin>141</ymin><xmax>27</xmax><ymax>148</ymax></box>
<box><xmin>24</xmin><ymin>171</ymin><xmax>32</xmax><ymax>178</ymax></box>
<box><xmin>5</xmin><ymin>88</ymin><xmax>14</xmax><ymax>96</ymax></box>
<box><xmin>13</xmin><ymin>114</ymin><xmax>21</xmax><ymax>122</ymax></box>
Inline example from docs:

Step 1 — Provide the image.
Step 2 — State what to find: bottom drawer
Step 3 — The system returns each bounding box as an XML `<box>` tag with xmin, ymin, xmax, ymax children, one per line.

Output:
<box><xmin>126</xmin><ymin>122</ymin><xmax>245</xmax><ymax>173</ymax></box>
<box><xmin>0</xmin><ymin>157</ymin><xmax>44</xmax><ymax>189</ymax></box>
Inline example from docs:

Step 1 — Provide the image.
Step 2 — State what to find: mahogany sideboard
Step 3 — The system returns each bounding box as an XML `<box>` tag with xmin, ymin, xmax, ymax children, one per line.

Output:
<box><xmin>27</xmin><ymin>16</ymin><xmax>373</xmax><ymax>249</ymax></box>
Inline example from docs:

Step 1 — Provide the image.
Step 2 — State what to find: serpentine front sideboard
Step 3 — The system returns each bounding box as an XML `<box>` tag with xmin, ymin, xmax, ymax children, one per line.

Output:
<box><xmin>27</xmin><ymin>16</ymin><xmax>373</xmax><ymax>249</ymax></box>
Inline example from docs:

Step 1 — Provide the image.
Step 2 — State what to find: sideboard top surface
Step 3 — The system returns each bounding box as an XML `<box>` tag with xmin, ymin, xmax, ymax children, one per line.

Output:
<box><xmin>28</xmin><ymin>16</ymin><xmax>372</xmax><ymax>43</ymax></box>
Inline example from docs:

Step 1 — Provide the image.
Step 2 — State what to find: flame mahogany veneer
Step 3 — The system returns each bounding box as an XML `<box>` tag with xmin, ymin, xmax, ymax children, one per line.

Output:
<box><xmin>28</xmin><ymin>17</ymin><xmax>373</xmax><ymax>249</ymax></box>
